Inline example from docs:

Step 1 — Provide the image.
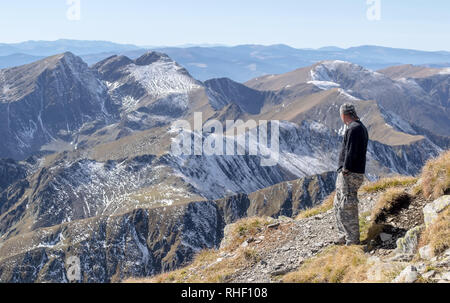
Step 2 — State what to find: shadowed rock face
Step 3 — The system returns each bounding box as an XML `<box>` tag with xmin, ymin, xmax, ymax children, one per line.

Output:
<box><xmin>204</xmin><ymin>78</ymin><xmax>279</xmax><ymax>113</ymax></box>
<box><xmin>0</xmin><ymin>159</ymin><xmax>27</xmax><ymax>193</ymax></box>
<box><xmin>92</xmin><ymin>55</ymin><xmax>134</xmax><ymax>83</ymax></box>
<box><xmin>218</xmin><ymin>171</ymin><xmax>338</xmax><ymax>219</ymax></box>
<box><xmin>414</xmin><ymin>74</ymin><xmax>450</xmax><ymax>109</ymax></box>
<box><xmin>0</xmin><ymin>52</ymin><xmax>116</xmax><ymax>160</ymax></box>
<box><xmin>134</xmin><ymin>52</ymin><xmax>172</xmax><ymax>66</ymax></box>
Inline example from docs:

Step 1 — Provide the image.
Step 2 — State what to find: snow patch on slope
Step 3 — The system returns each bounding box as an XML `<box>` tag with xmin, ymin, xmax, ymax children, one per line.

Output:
<box><xmin>309</xmin><ymin>61</ymin><xmax>353</xmax><ymax>91</ymax></box>
<box><xmin>439</xmin><ymin>68</ymin><xmax>450</xmax><ymax>75</ymax></box>
<box><xmin>378</xmin><ymin>105</ymin><xmax>417</xmax><ymax>135</ymax></box>
<box><xmin>167</xmin><ymin>121</ymin><xmax>339</xmax><ymax>199</ymax></box>
<box><xmin>311</xmin><ymin>60</ymin><xmax>385</xmax><ymax>86</ymax></box>
<box><xmin>307</xmin><ymin>80</ymin><xmax>340</xmax><ymax>90</ymax></box>
<box><xmin>338</xmin><ymin>88</ymin><xmax>359</xmax><ymax>101</ymax></box>
<box><xmin>128</xmin><ymin>59</ymin><xmax>202</xmax><ymax>98</ymax></box>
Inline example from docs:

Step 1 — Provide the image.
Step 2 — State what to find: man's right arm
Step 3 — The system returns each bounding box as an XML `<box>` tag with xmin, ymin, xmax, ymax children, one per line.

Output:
<box><xmin>343</xmin><ymin>128</ymin><xmax>354</xmax><ymax>173</ymax></box>
<box><xmin>337</xmin><ymin>130</ymin><xmax>348</xmax><ymax>173</ymax></box>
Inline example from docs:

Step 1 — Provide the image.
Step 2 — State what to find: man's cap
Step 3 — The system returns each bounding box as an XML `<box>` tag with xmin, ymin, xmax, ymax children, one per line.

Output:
<box><xmin>340</xmin><ymin>103</ymin><xmax>359</xmax><ymax>118</ymax></box>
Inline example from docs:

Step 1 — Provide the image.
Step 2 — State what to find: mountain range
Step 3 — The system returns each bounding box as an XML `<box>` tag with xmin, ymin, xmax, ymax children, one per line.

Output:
<box><xmin>1</xmin><ymin>40</ymin><xmax>450</xmax><ymax>82</ymax></box>
<box><xmin>0</xmin><ymin>49</ymin><xmax>448</xmax><ymax>282</ymax></box>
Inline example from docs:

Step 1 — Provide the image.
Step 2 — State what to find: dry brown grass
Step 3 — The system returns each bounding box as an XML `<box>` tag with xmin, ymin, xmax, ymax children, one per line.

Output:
<box><xmin>225</xmin><ymin>217</ymin><xmax>272</xmax><ymax>251</ymax></box>
<box><xmin>359</xmin><ymin>211</ymin><xmax>383</xmax><ymax>244</ymax></box>
<box><xmin>125</xmin><ymin>246</ymin><xmax>265</xmax><ymax>283</ymax></box>
<box><xmin>370</xmin><ymin>188</ymin><xmax>411</xmax><ymax>223</ymax></box>
<box><xmin>282</xmin><ymin>245</ymin><xmax>370</xmax><ymax>283</ymax></box>
<box><xmin>360</xmin><ymin>176</ymin><xmax>418</xmax><ymax>194</ymax></box>
<box><xmin>357</xmin><ymin>188</ymin><xmax>411</xmax><ymax>245</ymax></box>
<box><xmin>124</xmin><ymin>217</ymin><xmax>271</xmax><ymax>283</ymax></box>
<box><xmin>296</xmin><ymin>192</ymin><xmax>335</xmax><ymax>220</ymax></box>
<box><xmin>420</xmin><ymin>150</ymin><xmax>450</xmax><ymax>200</ymax></box>
<box><xmin>418</xmin><ymin>206</ymin><xmax>450</xmax><ymax>257</ymax></box>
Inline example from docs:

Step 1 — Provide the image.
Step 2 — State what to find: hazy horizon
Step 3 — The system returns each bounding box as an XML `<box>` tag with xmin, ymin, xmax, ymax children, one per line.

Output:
<box><xmin>1</xmin><ymin>1</ymin><xmax>449</xmax><ymax>51</ymax></box>
<box><xmin>2</xmin><ymin>39</ymin><xmax>450</xmax><ymax>54</ymax></box>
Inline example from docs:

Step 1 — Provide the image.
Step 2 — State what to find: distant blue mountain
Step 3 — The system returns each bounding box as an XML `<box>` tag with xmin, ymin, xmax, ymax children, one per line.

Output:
<box><xmin>0</xmin><ymin>40</ymin><xmax>449</xmax><ymax>82</ymax></box>
<box><xmin>0</xmin><ymin>39</ymin><xmax>140</xmax><ymax>57</ymax></box>
<box><xmin>0</xmin><ymin>53</ymin><xmax>44</xmax><ymax>69</ymax></box>
<box><xmin>150</xmin><ymin>44</ymin><xmax>450</xmax><ymax>82</ymax></box>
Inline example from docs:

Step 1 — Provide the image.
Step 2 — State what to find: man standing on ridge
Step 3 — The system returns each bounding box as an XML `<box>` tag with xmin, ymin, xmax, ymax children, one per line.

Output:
<box><xmin>334</xmin><ymin>103</ymin><xmax>369</xmax><ymax>246</ymax></box>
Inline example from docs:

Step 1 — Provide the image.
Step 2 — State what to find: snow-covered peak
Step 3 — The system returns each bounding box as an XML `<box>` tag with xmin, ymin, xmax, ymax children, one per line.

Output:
<box><xmin>100</xmin><ymin>52</ymin><xmax>202</xmax><ymax>101</ymax></box>
<box><xmin>308</xmin><ymin>61</ymin><xmax>357</xmax><ymax>90</ymax></box>
<box><xmin>312</xmin><ymin>60</ymin><xmax>373</xmax><ymax>81</ymax></box>
<box><xmin>439</xmin><ymin>67</ymin><xmax>450</xmax><ymax>75</ymax></box>
<box><xmin>127</xmin><ymin>57</ymin><xmax>202</xmax><ymax>97</ymax></box>
<box><xmin>308</xmin><ymin>60</ymin><xmax>389</xmax><ymax>93</ymax></box>
<box><xmin>338</xmin><ymin>88</ymin><xmax>360</xmax><ymax>101</ymax></box>
<box><xmin>307</xmin><ymin>80</ymin><xmax>340</xmax><ymax>90</ymax></box>
<box><xmin>317</xmin><ymin>60</ymin><xmax>354</xmax><ymax>69</ymax></box>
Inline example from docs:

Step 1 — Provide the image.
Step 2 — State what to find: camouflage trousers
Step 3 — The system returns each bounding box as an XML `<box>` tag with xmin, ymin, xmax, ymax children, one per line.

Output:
<box><xmin>334</xmin><ymin>171</ymin><xmax>365</xmax><ymax>245</ymax></box>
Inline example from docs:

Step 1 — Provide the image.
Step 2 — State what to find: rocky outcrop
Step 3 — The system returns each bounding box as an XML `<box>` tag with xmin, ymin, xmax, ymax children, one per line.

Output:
<box><xmin>393</xmin><ymin>265</ymin><xmax>419</xmax><ymax>283</ymax></box>
<box><xmin>394</xmin><ymin>225</ymin><xmax>425</xmax><ymax>257</ymax></box>
<box><xmin>423</xmin><ymin>195</ymin><xmax>450</xmax><ymax>227</ymax></box>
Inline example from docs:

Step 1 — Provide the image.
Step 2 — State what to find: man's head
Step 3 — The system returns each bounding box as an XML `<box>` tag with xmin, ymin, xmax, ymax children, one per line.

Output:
<box><xmin>340</xmin><ymin>103</ymin><xmax>359</xmax><ymax>125</ymax></box>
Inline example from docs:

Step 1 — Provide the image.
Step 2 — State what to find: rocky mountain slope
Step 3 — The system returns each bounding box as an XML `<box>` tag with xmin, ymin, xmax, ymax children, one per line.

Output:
<box><xmin>0</xmin><ymin>172</ymin><xmax>337</xmax><ymax>282</ymax></box>
<box><xmin>0</xmin><ymin>52</ymin><xmax>116</xmax><ymax>160</ymax></box>
<box><xmin>138</xmin><ymin>151</ymin><xmax>450</xmax><ymax>283</ymax></box>
<box><xmin>0</xmin><ymin>52</ymin><xmax>448</xmax><ymax>283</ymax></box>
<box><xmin>378</xmin><ymin>64</ymin><xmax>450</xmax><ymax>80</ymax></box>
<box><xmin>246</xmin><ymin>60</ymin><xmax>450</xmax><ymax>140</ymax></box>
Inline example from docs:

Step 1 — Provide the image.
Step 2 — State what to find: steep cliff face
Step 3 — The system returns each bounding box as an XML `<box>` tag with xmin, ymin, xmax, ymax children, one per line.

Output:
<box><xmin>0</xmin><ymin>159</ymin><xmax>28</xmax><ymax>193</ymax></box>
<box><xmin>0</xmin><ymin>52</ymin><xmax>116</xmax><ymax>160</ymax></box>
<box><xmin>217</xmin><ymin>171</ymin><xmax>337</xmax><ymax>219</ymax></box>
<box><xmin>367</xmin><ymin>138</ymin><xmax>441</xmax><ymax>178</ymax></box>
<box><xmin>414</xmin><ymin>74</ymin><xmax>450</xmax><ymax>109</ymax></box>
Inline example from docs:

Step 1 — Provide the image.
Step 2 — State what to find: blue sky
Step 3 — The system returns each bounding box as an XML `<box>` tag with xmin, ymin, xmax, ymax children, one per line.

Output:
<box><xmin>1</xmin><ymin>0</ymin><xmax>449</xmax><ymax>51</ymax></box>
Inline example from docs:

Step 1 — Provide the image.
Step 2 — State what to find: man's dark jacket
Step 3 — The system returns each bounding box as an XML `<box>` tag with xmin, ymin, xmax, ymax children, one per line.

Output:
<box><xmin>338</xmin><ymin>120</ymin><xmax>369</xmax><ymax>174</ymax></box>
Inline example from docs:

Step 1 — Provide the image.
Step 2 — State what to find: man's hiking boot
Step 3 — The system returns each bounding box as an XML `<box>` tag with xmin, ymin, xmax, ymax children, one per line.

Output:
<box><xmin>333</xmin><ymin>236</ymin><xmax>346</xmax><ymax>245</ymax></box>
<box><xmin>333</xmin><ymin>237</ymin><xmax>361</xmax><ymax>246</ymax></box>
<box><xmin>346</xmin><ymin>240</ymin><xmax>361</xmax><ymax>246</ymax></box>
